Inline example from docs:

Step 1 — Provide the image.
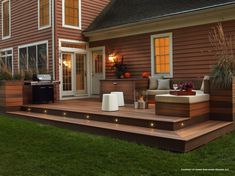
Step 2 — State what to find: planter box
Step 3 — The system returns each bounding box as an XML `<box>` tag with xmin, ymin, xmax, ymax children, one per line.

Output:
<box><xmin>210</xmin><ymin>78</ymin><xmax>235</xmax><ymax>121</ymax></box>
<box><xmin>0</xmin><ymin>80</ymin><xmax>23</xmax><ymax>112</ymax></box>
<box><xmin>23</xmin><ymin>84</ymin><xmax>32</xmax><ymax>104</ymax></box>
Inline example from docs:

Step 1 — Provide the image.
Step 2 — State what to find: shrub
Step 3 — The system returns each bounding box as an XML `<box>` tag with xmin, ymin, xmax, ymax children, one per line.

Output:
<box><xmin>209</xmin><ymin>23</ymin><xmax>235</xmax><ymax>88</ymax></box>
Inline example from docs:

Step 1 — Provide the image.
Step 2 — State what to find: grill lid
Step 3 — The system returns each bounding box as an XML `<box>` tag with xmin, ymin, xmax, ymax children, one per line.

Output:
<box><xmin>33</xmin><ymin>74</ymin><xmax>52</xmax><ymax>81</ymax></box>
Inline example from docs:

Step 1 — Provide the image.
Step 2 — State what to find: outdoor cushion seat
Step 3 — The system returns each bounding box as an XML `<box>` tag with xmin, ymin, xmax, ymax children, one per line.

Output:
<box><xmin>147</xmin><ymin>89</ymin><xmax>171</xmax><ymax>96</ymax></box>
<box><xmin>155</xmin><ymin>93</ymin><xmax>209</xmax><ymax>104</ymax></box>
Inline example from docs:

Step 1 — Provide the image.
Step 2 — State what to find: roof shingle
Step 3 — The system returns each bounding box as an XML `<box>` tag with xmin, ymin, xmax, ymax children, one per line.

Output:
<box><xmin>86</xmin><ymin>0</ymin><xmax>235</xmax><ymax>32</ymax></box>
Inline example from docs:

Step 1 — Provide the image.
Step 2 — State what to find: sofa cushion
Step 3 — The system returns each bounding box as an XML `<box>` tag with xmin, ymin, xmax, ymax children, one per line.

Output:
<box><xmin>147</xmin><ymin>89</ymin><xmax>171</xmax><ymax>96</ymax></box>
<box><xmin>155</xmin><ymin>93</ymin><xmax>209</xmax><ymax>104</ymax></box>
<box><xmin>148</xmin><ymin>76</ymin><xmax>158</xmax><ymax>90</ymax></box>
<box><xmin>158</xmin><ymin>79</ymin><xmax>170</xmax><ymax>90</ymax></box>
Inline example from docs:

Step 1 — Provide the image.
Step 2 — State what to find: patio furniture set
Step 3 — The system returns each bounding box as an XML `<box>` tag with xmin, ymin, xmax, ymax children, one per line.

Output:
<box><xmin>101</xmin><ymin>76</ymin><xmax>210</xmax><ymax>119</ymax></box>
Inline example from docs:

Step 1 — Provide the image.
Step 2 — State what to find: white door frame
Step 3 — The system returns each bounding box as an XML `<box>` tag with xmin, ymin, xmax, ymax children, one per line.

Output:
<box><xmin>59</xmin><ymin>39</ymin><xmax>88</xmax><ymax>100</ymax></box>
<box><xmin>88</xmin><ymin>46</ymin><xmax>106</xmax><ymax>96</ymax></box>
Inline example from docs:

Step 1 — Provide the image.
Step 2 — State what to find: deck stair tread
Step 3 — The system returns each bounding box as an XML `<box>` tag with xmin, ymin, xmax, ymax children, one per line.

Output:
<box><xmin>8</xmin><ymin>111</ymin><xmax>233</xmax><ymax>141</ymax></box>
<box><xmin>22</xmin><ymin>104</ymin><xmax>189</xmax><ymax>123</ymax></box>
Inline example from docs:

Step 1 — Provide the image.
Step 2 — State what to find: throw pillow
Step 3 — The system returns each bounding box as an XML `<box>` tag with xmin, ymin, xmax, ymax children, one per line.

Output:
<box><xmin>200</xmin><ymin>75</ymin><xmax>210</xmax><ymax>91</ymax></box>
<box><xmin>149</xmin><ymin>76</ymin><xmax>158</xmax><ymax>90</ymax></box>
<box><xmin>158</xmin><ymin>79</ymin><xmax>170</xmax><ymax>90</ymax></box>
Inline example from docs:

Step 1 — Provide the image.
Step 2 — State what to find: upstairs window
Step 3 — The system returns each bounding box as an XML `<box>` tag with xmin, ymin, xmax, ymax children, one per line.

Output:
<box><xmin>2</xmin><ymin>0</ymin><xmax>11</xmax><ymax>39</ymax></box>
<box><xmin>151</xmin><ymin>33</ymin><xmax>173</xmax><ymax>77</ymax></box>
<box><xmin>38</xmin><ymin>0</ymin><xmax>51</xmax><ymax>29</ymax></box>
<box><xmin>0</xmin><ymin>49</ymin><xmax>13</xmax><ymax>75</ymax></box>
<box><xmin>63</xmin><ymin>0</ymin><xmax>81</xmax><ymax>29</ymax></box>
<box><xmin>19</xmin><ymin>42</ymin><xmax>48</xmax><ymax>74</ymax></box>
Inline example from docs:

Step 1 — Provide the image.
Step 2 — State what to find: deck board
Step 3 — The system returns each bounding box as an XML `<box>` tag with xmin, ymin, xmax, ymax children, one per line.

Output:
<box><xmin>24</xmin><ymin>99</ymin><xmax>188</xmax><ymax>122</ymax></box>
<box><xmin>10</xmin><ymin>99</ymin><xmax>234</xmax><ymax>152</ymax></box>
<box><xmin>9</xmin><ymin>111</ymin><xmax>232</xmax><ymax>141</ymax></box>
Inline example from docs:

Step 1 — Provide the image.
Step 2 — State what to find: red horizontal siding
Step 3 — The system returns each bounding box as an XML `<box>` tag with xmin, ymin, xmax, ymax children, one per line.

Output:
<box><xmin>90</xmin><ymin>20</ymin><xmax>235</xmax><ymax>79</ymax></box>
<box><xmin>0</xmin><ymin>0</ymin><xmax>53</xmax><ymax>74</ymax></box>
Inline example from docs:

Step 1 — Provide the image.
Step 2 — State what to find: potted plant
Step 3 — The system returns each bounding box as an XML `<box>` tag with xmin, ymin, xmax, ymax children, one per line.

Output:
<box><xmin>209</xmin><ymin>23</ymin><xmax>235</xmax><ymax>121</ymax></box>
<box><xmin>178</xmin><ymin>81</ymin><xmax>194</xmax><ymax>92</ymax></box>
<box><xmin>0</xmin><ymin>64</ymin><xmax>23</xmax><ymax>112</ymax></box>
<box><xmin>112</xmin><ymin>57</ymin><xmax>127</xmax><ymax>78</ymax></box>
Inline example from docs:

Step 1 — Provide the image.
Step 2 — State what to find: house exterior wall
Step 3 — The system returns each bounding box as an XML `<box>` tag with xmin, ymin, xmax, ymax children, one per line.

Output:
<box><xmin>54</xmin><ymin>0</ymin><xmax>110</xmax><ymax>80</ymax></box>
<box><xmin>89</xmin><ymin>20</ymin><xmax>235</xmax><ymax>79</ymax></box>
<box><xmin>0</xmin><ymin>0</ymin><xmax>53</xmax><ymax>74</ymax></box>
<box><xmin>0</xmin><ymin>0</ymin><xmax>110</xmax><ymax>77</ymax></box>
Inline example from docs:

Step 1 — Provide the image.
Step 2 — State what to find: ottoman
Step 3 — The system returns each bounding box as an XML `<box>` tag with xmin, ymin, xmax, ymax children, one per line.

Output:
<box><xmin>102</xmin><ymin>94</ymin><xmax>119</xmax><ymax>111</ymax></box>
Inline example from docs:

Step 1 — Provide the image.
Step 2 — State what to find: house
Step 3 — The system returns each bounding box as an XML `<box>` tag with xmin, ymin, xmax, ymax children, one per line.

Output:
<box><xmin>0</xmin><ymin>0</ymin><xmax>110</xmax><ymax>100</ymax></box>
<box><xmin>1</xmin><ymin>0</ymin><xmax>235</xmax><ymax>152</ymax></box>
<box><xmin>0</xmin><ymin>0</ymin><xmax>235</xmax><ymax>101</ymax></box>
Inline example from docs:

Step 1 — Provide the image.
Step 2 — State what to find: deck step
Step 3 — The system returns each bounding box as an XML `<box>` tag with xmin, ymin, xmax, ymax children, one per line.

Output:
<box><xmin>7</xmin><ymin>111</ymin><xmax>234</xmax><ymax>152</ymax></box>
<box><xmin>20</xmin><ymin>105</ymin><xmax>208</xmax><ymax>130</ymax></box>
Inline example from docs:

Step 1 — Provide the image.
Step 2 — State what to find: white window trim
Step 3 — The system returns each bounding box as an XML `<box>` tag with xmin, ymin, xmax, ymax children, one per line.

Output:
<box><xmin>38</xmin><ymin>0</ymin><xmax>52</xmax><ymax>30</ymax></box>
<box><xmin>0</xmin><ymin>47</ymin><xmax>14</xmax><ymax>75</ymax></box>
<box><xmin>151</xmin><ymin>33</ymin><xmax>173</xmax><ymax>77</ymax></box>
<box><xmin>62</xmin><ymin>0</ymin><xmax>82</xmax><ymax>30</ymax></box>
<box><xmin>18</xmin><ymin>40</ymin><xmax>49</xmax><ymax>73</ymax></box>
<box><xmin>1</xmin><ymin>0</ymin><xmax>11</xmax><ymax>40</ymax></box>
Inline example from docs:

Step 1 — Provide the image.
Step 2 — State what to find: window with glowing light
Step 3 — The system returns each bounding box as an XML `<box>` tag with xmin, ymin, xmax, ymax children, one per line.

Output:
<box><xmin>39</xmin><ymin>0</ymin><xmax>51</xmax><ymax>29</ymax></box>
<box><xmin>63</xmin><ymin>0</ymin><xmax>81</xmax><ymax>28</ymax></box>
<box><xmin>151</xmin><ymin>33</ymin><xmax>173</xmax><ymax>77</ymax></box>
<box><xmin>2</xmin><ymin>0</ymin><xmax>11</xmax><ymax>38</ymax></box>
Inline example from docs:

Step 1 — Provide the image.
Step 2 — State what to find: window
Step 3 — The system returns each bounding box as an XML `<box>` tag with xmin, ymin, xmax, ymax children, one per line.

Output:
<box><xmin>151</xmin><ymin>33</ymin><xmax>173</xmax><ymax>77</ymax></box>
<box><xmin>19</xmin><ymin>42</ymin><xmax>48</xmax><ymax>74</ymax></box>
<box><xmin>2</xmin><ymin>0</ymin><xmax>11</xmax><ymax>39</ymax></box>
<box><xmin>38</xmin><ymin>0</ymin><xmax>51</xmax><ymax>29</ymax></box>
<box><xmin>63</xmin><ymin>0</ymin><xmax>81</xmax><ymax>29</ymax></box>
<box><xmin>0</xmin><ymin>49</ymin><xmax>13</xmax><ymax>74</ymax></box>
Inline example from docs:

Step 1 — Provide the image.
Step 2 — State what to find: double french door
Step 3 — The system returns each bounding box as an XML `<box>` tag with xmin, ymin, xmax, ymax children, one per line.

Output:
<box><xmin>62</xmin><ymin>53</ymin><xmax>87</xmax><ymax>97</ymax></box>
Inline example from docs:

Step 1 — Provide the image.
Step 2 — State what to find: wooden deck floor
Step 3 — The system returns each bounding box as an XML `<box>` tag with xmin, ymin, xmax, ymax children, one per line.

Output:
<box><xmin>7</xmin><ymin>98</ymin><xmax>235</xmax><ymax>152</ymax></box>
<box><xmin>23</xmin><ymin>99</ymin><xmax>187</xmax><ymax>122</ymax></box>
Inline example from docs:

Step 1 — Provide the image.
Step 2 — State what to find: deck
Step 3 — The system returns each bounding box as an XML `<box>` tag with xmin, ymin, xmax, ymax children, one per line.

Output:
<box><xmin>8</xmin><ymin>99</ymin><xmax>235</xmax><ymax>152</ymax></box>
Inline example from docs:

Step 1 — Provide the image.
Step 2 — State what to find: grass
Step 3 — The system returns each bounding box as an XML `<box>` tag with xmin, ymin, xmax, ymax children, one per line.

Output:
<box><xmin>0</xmin><ymin>115</ymin><xmax>234</xmax><ymax>176</ymax></box>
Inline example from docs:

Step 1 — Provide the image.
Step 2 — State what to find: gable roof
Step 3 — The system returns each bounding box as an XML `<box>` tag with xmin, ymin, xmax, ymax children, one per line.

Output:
<box><xmin>86</xmin><ymin>0</ymin><xmax>235</xmax><ymax>32</ymax></box>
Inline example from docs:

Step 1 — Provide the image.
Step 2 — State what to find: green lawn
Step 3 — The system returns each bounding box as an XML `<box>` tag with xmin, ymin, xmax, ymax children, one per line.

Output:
<box><xmin>0</xmin><ymin>115</ymin><xmax>234</xmax><ymax>176</ymax></box>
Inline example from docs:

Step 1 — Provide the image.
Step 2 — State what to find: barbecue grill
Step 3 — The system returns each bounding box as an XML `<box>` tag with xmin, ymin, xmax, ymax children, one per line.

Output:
<box><xmin>29</xmin><ymin>74</ymin><xmax>57</xmax><ymax>104</ymax></box>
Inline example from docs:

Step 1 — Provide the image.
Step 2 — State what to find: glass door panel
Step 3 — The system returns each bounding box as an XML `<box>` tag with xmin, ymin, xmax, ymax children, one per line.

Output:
<box><xmin>62</xmin><ymin>53</ymin><xmax>73</xmax><ymax>95</ymax></box>
<box><xmin>92</xmin><ymin>50</ymin><xmax>103</xmax><ymax>95</ymax></box>
<box><xmin>75</xmin><ymin>54</ymin><xmax>87</xmax><ymax>94</ymax></box>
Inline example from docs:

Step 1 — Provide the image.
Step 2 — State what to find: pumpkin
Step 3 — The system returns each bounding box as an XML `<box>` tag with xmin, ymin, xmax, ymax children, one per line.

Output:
<box><xmin>142</xmin><ymin>72</ymin><xmax>150</xmax><ymax>78</ymax></box>
<box><xmin>124</xmin><ymin>72</ymin><xmax>131</xmax><ymax>78</ymax></box>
